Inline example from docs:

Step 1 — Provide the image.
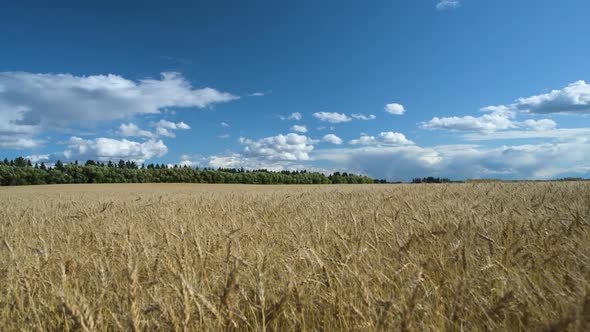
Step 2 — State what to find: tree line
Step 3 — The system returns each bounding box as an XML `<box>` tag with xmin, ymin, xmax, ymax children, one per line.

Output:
<box><xmin>411</xmin><ymin>177</ymin><xmax>452</xmax><ymax>184</ymax></box>
<box><xmin>0</xmin><ymin>157</ymin><xmax>380</xmax><ymax>186</ymax></box>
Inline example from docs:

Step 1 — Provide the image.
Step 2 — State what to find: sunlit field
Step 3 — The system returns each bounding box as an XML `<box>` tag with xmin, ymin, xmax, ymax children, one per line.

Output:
<box><xmin>1</xmin><ymin>183</ymin><xmax>589</xmax><ymax>331</ymax></box>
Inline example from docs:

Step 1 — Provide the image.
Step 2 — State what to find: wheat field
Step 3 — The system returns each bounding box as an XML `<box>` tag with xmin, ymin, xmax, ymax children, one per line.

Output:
<box><xmin>0</xmin><ymin>183</ymin><xmax>589</xmax><ymax>331</ymax></box>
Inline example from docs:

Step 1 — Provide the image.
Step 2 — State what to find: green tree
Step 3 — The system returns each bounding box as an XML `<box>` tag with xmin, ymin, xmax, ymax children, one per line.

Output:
<box><xmin>55</xmin><ymin>160</ymin><xmax>64</xmax><ymax>171</ymax></box>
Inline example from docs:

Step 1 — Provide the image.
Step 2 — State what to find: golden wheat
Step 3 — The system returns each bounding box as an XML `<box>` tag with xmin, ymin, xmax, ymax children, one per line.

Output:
<box><xmin>0</xmin><ymin>183</ymin><xmax>589</xmax><ymax>331</ymax></box>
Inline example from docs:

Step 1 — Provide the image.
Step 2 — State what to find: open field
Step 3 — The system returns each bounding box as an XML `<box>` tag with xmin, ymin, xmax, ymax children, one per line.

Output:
<box><xmin>1</xmin><ymin>183</ymin><xmax>589</xmax><ymax>331</ymax></box>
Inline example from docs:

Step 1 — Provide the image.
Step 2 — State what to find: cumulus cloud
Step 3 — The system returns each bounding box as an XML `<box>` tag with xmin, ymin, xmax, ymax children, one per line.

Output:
<box><xmin>0</xmin><ymin>104</ymin><xmax>42</xmax><ymax>148</ymax></box>
<box><xmin>177</xmin><ymin>127</ymin><xmax>590</xmax><ymax>181</ymax></box>
<box><xmin>423</xmin><ymin>94</ymin><xmax>566</xmax><ymax>136</ymax></box>
<box><xmin>118</xmin><ymin>120</ymin><xmax>190</xmax><ymax>139</ymax></box>
<box><xmin>62</xmin><ymin>136</ymin><xmax>168</xmax><ymax>162</ymax></box>
<box><xmin>436</xmin><ymin>0</ymin><xmax>461</xmax><ymax>10</ymax></box>
<box><xmin>0</xmin><ymin>108</ymin><xmax>38</xmax><ymax>134</ymax></box>
<box><xmin>322</xmin><ymin>134</ymin><xmax>343</xmax><ymax>145</ymax></box>
<box><xmin>384</xmin><ymin>103</ymin><xmax>406</xmax><ymax>115</ymax></box>
<box><xmin>514</xmin><ymin>81</ymin><xmax>590</xmax><ymax>114</ymax></box>
<box><xmin>419</xmin><ymin>81</ymin><xmax>589</xmax><ymax>144</ymax></box>
<box><xmin>480</xmin><ymin>105</ymin><xmax>513</xmax><ymax>113</ymax></box>
<box><xmin>422</xmin><ymin>111</ymin><xmax>517</xmax><ymax>133</ymax></box>
<box><xmin>0</xmin><ymin>71</ymin><xmax>237</xmax><ymax>129</ymax></box>
<box><xmin>0</xmin><ymin>71</ymin><xmax>234</xmax><ymax>149</ymax></box>
<box><xmin>351</xmin><ymin>113</ymin><xmax>376</xmax><ymax>120</ymax></box>
<box><xmin>280</xmin><ymin>112</ymin><xmax>302</xmax><ymax>121</ymax></box>
<box><xmin>463</xmin><ymin>127</ymin><xmax>590</xmax><ymax>141</ymax></box>
<box><xmin>315</xmin><ymin>137</ymin><xmax>590</xmax><ymax>181</ymax></box>
<box><xmin>350</xmin><ymin>132</ymin><xmax>414</xmax><ymax>146</ymax></box>
<box><xmin>207</xmin><ymin>154</ymin><xmax>248</xmax><ymax>169</ymax></box>
<box><xmin>481</xmin><ymin>81</ymin><xmax>590</xmax><ymax>115</ymax></box>
<box><xmin>184</xmin><ymin>136</ymin><xmax>590</xmax><ymax>180</ymax></box>
<box><xmin>0</xmin><ymin>136</ymin><xmax>42</xmax><ymax>149</ymax></box>
<box><xmin>118</xmin><ymin>123</ymin><xmax>154</xmax><ymax>138</ymax></box>
<box><xmin>208</xmin><ymin>154</ymin><xmax>291</xmax><ymax>171</ymax></box>
<box><xmin>175</xmin><ymin>122</ymin><xmax>191</xmax><ymax>130</ymax></box>
<box><xmin>25</xmin><ymin>154</ymin><xmax>50</xmax><ymax>163</ymax></box>
<box><xmin>522</xmin><ymin>119</ymin><xmax>557</xmax><ymax>131</ymax></box>
<box><xmin>239</xmin><ymin>133</ymin><xmax>316</xmax><ymax>161</ymax></box>
<box><xmin>154</xmin><ymin>120</ymin><xmax>191</xmax><ymax>138</ymax></box>
<box><xmin>290</xmin><ymin>125</ymin><xmax>308</xmax><ymax>133</ymax></box>
<box><xmin>313</xmin><ymin>112</ymin><xmax>352</xmax><ymax>123</ymax></box>
<box><xmin>220</xmin><ymin>122</ymin><xmax>230</xmax><ymax>127</ymax></box>
<box><xmin>179</xmin><ymin>153</ymin><xmax>303</xmax><ymax>172</ymax></box>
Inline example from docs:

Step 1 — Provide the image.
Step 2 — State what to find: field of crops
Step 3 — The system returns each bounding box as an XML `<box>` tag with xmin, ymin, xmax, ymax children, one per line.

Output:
<box><xmin>1</xmin><ymin>183</ymin><xmax>589</xmax><ymax>331</ymax></box>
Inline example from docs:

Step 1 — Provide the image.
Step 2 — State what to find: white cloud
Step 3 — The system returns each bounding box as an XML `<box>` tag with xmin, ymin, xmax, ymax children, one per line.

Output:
<box><xmin>313</xmin><ymin>112</ymin><xmax>352</xmax><ymax>123</ymax></box>
<box><xmin>118</xmin><ymin>123</ymin><xmax>154</xmax><ymax>138</ymax></box>
<box><xmin>280</xmin><ymin>112</ymin><xmax>302</xmax><ymax>121</ymax></box>
<box><xmin>0</xmin><ymin>107</ymin><xmax>39</xmax><ymax>135</ymax></box>
<box><xmin>522</xmin><ymin>119</ymin><xmax>557</xmax><ymax>131</ymax></box>
<box><xmin>322</xmin><ymin>134</ymin><xmax>343</xmax><ymax>145</ymax></box>
<box><xmin>220</xmin><ymin>122</ymin><xmax>230</xmax><ymax>127</ymax></box>
<box><xmin>0</xmin><ymin>136</ymin><xmax>42</xmax><ymax>149</ymax></box>
<box><xmin>0</xmin><ymin>104</ymin><xmax>42</xmax><ymax>148</ymax></box>
<box><xmin>178</xmin><ymin>130</ymin><xmax>590</xmax><ymax>181</ymax></box>
<box><xmin>464</xmin><ymin>127</ymin><xmax>590</xmax><ymax>141</ymax></box>
<box><xmin>25</xmin><ymin>154</ymin><xmax>50</xmax><ymax>163</ymax></box>
<box><xmin>239</xmin><ymin>133</ymin><xmax>316</xmax><ymax>161</ymax></box>
<box><xmin>249</xmin><ymin>92</ymin><xmax>265</xmax><ymax>97</ymax></box>
<box><xmin>317</xmin><ymin>126</ymin><xmax>335</xmax><ymax>131</ymax></box>
<box><xmin>315</xmin><ymin>137</ymin><xmax>590</xmax><ymax>181</ymax></box>
<box><xmin>154</xmin><ymin>120</ymin><xmax>191</xmax><ymax>138</ymax></box>
<box><xmin>514</xmin><ymin>81</ymin><xmax>590</xmax><ymax>114</ymax></box>
<box><xmin>436</xmin><ymin>0</ymin><xmax>461</xmax><ymax>10</ymax></box>
<box><xmin>176</xmin><ymin>122</ymin><xmax>191</xmax><ymax>130</ymax></box>
<box><xmin>118</xmin><ymin>120</ymin><xmax>190</xmax><ymax>139</ymax></box>
<box><xmin>155</xmin><ymin>128</ymin><xmax>174</xmax><ymax>138</ymax></box>
<box><xmin>62</xmin><ymin>136</ymin><xmax>168</xmax><ymax>162</ymax></box>
<box><xmin>179</xmin><ymin>153</ymin><xmax>297</xmax><ymax>172</ymax></box>
<box><xmin>351</xmin><ymin>113</ymin><xmax>376</xmax><ymax>120</ymax></box>
<box><xmin>179</xmin><ymin>159</ymin><xmax>199</xmax><ymax>168</ymax></box>
<box><xmin>155</xmin><ymin>119</ymin><xmax>190</xmax><ymax>130</ymax></box>
<box><xmin>422</xmin><ymin>111</ymin><xmax>517</xmax><ymax>133</ymax></box>
<box><xmin>482</xmin><ymin>81</ymin><xmax>590</xmax><ymax>115</ymax></box>
<box><xmin>0</xmin><ymin>71</ymin><xmax>233</xmax><ymax>149</ymax></box>
<box><xmin>384</xmin><ymin>103</ymin><xmax>406</xmax><ymax>115</ymax></box>
<box><xmin>206</xmin><ymin>154</ymin><xmax>326</xmax><ymax>172</ymax></box>
<box><xmin>350</xmin><ymin>132</ymin><xmax>414</xmax><ymax>146</ymax></box>
<box><xmin>290</xmin><ymin>124</ymin><xmax>308</xmax><ymax>133</ymax></box>
<box><xmin>209</xmin><ymin>154</ymin><xmax>278</xmax><ymax>170</ymax></box>
<box><xmin>0</xmin><ymin>71</ymin><xmax>237</xmax><ymax>129</ymax></box>
<box><xmin>480</xmin><ymin>105</ymin><xmax>513</xmax><ymax>113</ymax></box>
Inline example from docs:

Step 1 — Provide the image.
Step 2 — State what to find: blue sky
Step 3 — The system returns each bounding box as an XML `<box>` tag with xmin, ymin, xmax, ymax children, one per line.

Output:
<box><xmin>1</xmin><ymin>0</ymin><xmax>590</xmax><ymax>181</ymax></box>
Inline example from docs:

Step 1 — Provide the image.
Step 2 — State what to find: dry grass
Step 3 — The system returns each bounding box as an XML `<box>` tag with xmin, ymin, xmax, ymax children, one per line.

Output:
<box><xmin>1</xmin><ymin>183</ymin><xmax>589</xmax><ymax>331</ymax></box>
